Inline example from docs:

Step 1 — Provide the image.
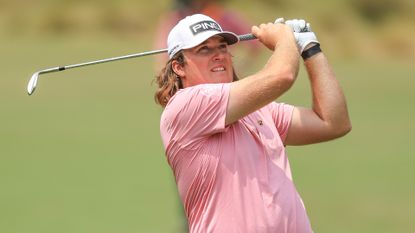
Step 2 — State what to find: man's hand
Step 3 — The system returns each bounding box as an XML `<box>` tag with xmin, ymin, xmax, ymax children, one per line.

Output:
<box><xmin>251</xmin><ymin>19</ymin><xmax>294</xmax><ymax>51</ymax></box>
<box><xmin>285</xmin><ymin>19</ymin><xmax>320</xmax><ymax>53</ymax></box>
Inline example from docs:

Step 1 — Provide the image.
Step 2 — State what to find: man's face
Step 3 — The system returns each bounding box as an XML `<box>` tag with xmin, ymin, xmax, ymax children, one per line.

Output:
<box><xmin>179</xmin><ymin>36</ymin><xmax>234</xmax><ymax>87</ymax></box>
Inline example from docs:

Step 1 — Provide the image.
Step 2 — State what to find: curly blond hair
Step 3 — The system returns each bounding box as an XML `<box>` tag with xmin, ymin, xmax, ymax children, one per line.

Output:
<box><xmin>154</xmin><ymin>52</ymin><xmax>185</xmax><ymax>107</ymax></box>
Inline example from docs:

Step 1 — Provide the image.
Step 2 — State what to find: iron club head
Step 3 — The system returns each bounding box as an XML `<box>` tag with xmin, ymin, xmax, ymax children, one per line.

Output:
<box><xmin>26</xmin><ymin>67</ymin><xmax>61</xmax><ymax>95</ymax></box>
<box><xmin>27</xmin><ymin>72</ymin><xmax>39</xmax><ymax>95</ymax></box>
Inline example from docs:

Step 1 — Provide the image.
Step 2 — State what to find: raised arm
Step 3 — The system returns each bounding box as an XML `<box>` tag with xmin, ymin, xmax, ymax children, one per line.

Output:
<box><xmin>283</xmin><ymin>21</ymin><xmax>352</xmax><ymax>145</ymax></box>
<box><xmin>225</xmin><ymin>22</ymin><xmax>299</xmax><ymax>125</ymax></box>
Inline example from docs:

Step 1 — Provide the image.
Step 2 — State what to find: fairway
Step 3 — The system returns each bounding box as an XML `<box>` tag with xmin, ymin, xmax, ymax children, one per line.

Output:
<box><xmin>1</xmin><ymin>1</ymin><xmax>415</xmax><ymax>232</ymax></box>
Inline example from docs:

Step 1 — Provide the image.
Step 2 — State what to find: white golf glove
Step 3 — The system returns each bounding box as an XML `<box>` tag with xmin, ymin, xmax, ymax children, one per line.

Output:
<box><xmin>284</xmin><ymin>19</ymin><xmax>320</xmax><ymax>53</ymax></box>
<box><xmin>274</xmin><ymin>18</ymin><xmax>285</xmax><ymax>24</ymax></box>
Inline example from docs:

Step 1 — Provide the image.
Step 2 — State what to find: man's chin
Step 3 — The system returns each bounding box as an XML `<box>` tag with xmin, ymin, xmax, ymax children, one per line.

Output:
<box><xmin>210</xmin><ymin>74</ymin><xmax>232</xmax><ymax>83</ymax></box>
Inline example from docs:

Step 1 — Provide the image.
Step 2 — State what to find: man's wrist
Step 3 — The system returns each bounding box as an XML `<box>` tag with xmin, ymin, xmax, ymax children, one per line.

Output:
<box><xmin>301</xmin><ymin>43</ymin><xmax>322</xmax><ymax>60</ymax></box>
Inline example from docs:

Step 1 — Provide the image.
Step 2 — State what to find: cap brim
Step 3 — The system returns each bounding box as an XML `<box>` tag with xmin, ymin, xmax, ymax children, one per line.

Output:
<box><xmin>182</xmin><ymin>31</ymin><xmax>239</xmax><ymax>51</ymax></box>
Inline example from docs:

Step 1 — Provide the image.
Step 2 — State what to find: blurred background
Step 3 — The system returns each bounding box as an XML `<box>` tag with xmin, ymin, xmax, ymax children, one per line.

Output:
<box><xmin>1</xmin><ymin>0</ymin><xmax>414</xmax><ymax>232</ymax></box>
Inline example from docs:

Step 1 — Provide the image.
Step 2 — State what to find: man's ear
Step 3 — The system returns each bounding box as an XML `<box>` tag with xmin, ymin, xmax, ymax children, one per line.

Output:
<box><xmin>172</xmin><ymin>60</ymin><xmax>185</xmax><ymax>78</ymax></box>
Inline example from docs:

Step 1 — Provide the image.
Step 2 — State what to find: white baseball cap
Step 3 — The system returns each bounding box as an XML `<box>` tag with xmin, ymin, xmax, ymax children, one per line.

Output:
<box><xmin>167</xmin><ymin>14</ymin><xmax>239</xmax><ymax>58</ymax></box>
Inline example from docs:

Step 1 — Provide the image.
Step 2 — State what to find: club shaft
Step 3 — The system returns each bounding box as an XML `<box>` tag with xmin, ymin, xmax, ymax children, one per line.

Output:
<box><xmin>65</xmin><ymin>48</ymin><xmax>167</xmax><ymax>70</ymax></box>
<box><xmin>27</xmin><ymin>33</ymin><xmax>257</xmax><ymax>95</ymax></box>
<box><xmin>37</xmin><ymin>33</ymin><xmax>256</xmax><ymax>74</ymax></box>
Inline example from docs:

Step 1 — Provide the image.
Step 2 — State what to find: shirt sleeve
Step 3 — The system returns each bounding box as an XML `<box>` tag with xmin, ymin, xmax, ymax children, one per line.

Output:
<box><xmin>160</xmin><ymin>83</ymin><xmax>230</xmax><ymax>149</ymax></box>
<box><xmin>269</xmin><ymin>102</ymin><xmax>295</xmax><ymax>142</ymax></box>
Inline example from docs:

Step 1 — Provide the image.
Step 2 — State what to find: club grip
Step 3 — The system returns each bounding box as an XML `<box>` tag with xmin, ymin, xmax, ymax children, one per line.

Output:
<box><xmin>238</xmin><ymin>33</ymin><xmax>257</xmax><ymax>41</ymax></box>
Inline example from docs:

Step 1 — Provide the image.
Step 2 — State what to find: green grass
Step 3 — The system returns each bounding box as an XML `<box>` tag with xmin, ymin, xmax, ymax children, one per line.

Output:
<box><xmin>1</xmin><ymin>2</ymin><xmax>415</xmax><ymax>232</ymax></box>
<box><xmin>1</xmin><ymin>37</ymin><xmax>182</xmax><ymax>233</ymax></box>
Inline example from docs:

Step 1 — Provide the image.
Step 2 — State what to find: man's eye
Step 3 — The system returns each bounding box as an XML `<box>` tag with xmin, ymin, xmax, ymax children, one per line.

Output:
<box><xmin>219</xmin><ymin>44</ymin><xmax>228</xmax><ymax>51</ymax></box>
<box><xmin>198</xmin><ymin>46</ymin><xmax>209</xmax><ymax>53</ymax></box>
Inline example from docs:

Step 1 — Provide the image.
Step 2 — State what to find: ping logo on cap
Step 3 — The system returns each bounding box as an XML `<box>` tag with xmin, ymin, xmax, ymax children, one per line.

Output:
<box><xmin>189</xmin><ymin>20</ymin><xmax>221</xmax><ymax>35</ymax></box>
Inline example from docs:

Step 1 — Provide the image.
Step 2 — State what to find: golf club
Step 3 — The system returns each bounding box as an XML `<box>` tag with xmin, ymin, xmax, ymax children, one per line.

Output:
<box><xmin>26</xmin><ymin>33</ymin><xmax>256</xmax><ymax>95</ymax></box>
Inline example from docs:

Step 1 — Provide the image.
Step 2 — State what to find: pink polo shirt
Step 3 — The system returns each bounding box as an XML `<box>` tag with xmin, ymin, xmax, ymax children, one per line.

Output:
<box><xmin>160</xmin><ymin>83</ymin><xmax>313</xmax><ymax>233</ymax></box>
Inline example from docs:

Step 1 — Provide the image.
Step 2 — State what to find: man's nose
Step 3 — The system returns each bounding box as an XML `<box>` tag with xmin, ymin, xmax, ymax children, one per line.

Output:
<box><xmin>212</xmin><ymin>48</ymin><xmax>226</xmax><ymax>60</ymax></box>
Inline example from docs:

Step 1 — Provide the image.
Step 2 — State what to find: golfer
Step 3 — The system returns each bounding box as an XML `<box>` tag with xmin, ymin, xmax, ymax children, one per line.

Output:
<box><xmin>154</xmin><ymin>14</ymin><xmax>351</xmax><ymax>233</ymax></box>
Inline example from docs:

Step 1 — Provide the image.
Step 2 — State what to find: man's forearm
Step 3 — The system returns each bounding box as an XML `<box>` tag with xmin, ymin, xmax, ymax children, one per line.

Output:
<box><xmin>304</xmin><ymin>52</ymin><xmax>352</xmax><ymax>136</ymax></box>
